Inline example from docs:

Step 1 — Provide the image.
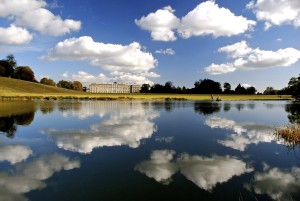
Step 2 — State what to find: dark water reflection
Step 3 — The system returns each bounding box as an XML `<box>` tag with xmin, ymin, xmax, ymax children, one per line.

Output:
<box><xmin>0</xmin><ymin>100</ymin><xmax>299</xmax><ymax>201</ymax></box>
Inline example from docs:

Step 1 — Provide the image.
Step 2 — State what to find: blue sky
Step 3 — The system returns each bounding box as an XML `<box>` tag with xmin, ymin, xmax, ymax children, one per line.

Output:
<box><xmin>0</xmin><ymin>0</ymin><xmax>300</xmax><ymax>92</ymax></box>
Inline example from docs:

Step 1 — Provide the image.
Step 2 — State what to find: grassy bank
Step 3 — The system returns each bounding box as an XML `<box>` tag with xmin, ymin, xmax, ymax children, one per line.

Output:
<box><xmin>0</xmin><ymin>77</ymin><xmax>293</xmax><ymax>101</ymax></box>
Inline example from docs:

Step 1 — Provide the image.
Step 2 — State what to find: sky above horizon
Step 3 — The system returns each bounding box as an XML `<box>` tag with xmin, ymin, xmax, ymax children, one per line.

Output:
<box><xmin>0</xmin><ymin>0</ymin><xmax>300</xmax><ymax>92</ymax></box>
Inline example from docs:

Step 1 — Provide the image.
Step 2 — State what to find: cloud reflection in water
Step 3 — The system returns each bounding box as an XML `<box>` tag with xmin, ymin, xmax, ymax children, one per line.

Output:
<box><xmin>205</xmin><ymin>116</ymin><xmax>279</xmax><ymax>151</ymax></box>
<box><xmin>42</xmin><ymin>101</ymin><xmax>159</xmax><ymax>153</ymax></box>
<box><xmin>0</xmin><ymin>154</ymin><xmax>80</xmax><ymax>201</ymax></box>
<box><xmin>135</xmin><ymin>150</ymin><xmax>253</xmax><ymax>191</ymax></box>
<box><xmin>246</xmin><ymin>164</ymin><xmax>300</xmax><ymax>201</ymax></box>
<box><xmin>0</xmin><ymin>145</ymin><xmax>32</xmax><ymax>164</ymax></box>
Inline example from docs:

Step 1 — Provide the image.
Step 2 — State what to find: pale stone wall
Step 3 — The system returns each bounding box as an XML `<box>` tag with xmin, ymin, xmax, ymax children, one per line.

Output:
<box><xmin>88</xmin><ymin>83</ymin><xmax>141</xmax><ymax>93</ymax></box>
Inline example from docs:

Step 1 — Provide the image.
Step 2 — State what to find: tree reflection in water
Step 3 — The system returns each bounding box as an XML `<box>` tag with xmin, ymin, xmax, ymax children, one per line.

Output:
<box><xmin>194</xmin><ymin>101</ymin><xmax>221</xmax><ymax>115</ymax></box>
<box><xmin>285</xmin><ymin>102</ymin><xmax>300</xmax><ymax>124</ymax></box>
<box><xmin>0</xmin><ymin>112</ymin><xmax>35</xmax><ymax>138</ymax></box>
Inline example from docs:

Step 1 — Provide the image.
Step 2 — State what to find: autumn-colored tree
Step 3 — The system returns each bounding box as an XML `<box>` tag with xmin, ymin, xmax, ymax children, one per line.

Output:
<box><xmin>73</xmin><ymin>81</ymin><xmax>83</xmax><ymax>91</ymax></box>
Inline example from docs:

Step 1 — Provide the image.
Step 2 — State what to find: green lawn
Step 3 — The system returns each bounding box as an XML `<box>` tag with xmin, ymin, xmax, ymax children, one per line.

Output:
<box><xmin>0</xmin><ymin>77</ymin><xmax>293</xmax><ymax>100</ymax></box>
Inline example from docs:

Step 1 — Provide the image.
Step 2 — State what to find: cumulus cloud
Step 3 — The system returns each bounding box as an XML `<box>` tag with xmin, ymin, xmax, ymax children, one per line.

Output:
<box><xmin>0</xmin><ymin>154</ymin><xmax>80</xmax><ymax>201</ymax></box>
<box><xmin>135</xmin><ymin>150</ymin><xmax>252</xmax><ymax>191</ymax></box>
<box><xmin>43</xmin><ymin>36</ymin><xmax>157</xmax><ymax>72</ymax></box>
<box><xmin>0</xmin><ymin>145</ymin><xmax>32</xmax><ymax>164</ymax></box>
<box><xmin>0</xmin><ymin>0</ymin><xmax>81</xmax><ymax>36</ymax></box>
<box><xmin>43</xmin><ymin>36</ymin><xmax>159</xmax><ymax>85</ymax></box>
<box><xmin>205</xmin><ymin>116</ymin><xmax>279</xmax><ymax>151</ymax></box>
<box><xmin>177</xmin><ymin>154</ymin><xmax>253</xmax><ymax>191</ymax></box>
<box><xmin>135</xmin><ymin>6</ymin><xmax>180</xmax><ymax>41</ymax></box>
<box><xmin>247</xmin><ymin>0</ymin><xmax>300</xmax><ymax>30</ymax></box>
<box><xmin>136</xmin><ymin>2</ymin><xmax>255</xmax><ymax>41</ymax></box>
<box><xmin>178</xmin><ymin>1</ymin><xmax>256</xmax><ymax>38</ymax></box>
<box><xmin>205</xmin><ymin>41</ymin><xmax>300</xmax><ymax>75</ymax></box>
<box><xmin>218</xmin><ymin>41</ymin><xmax>252</xmax><ymax>58</ymax></box>
<box><xmin>155</xmin><ymin>48</ymin><xmax>175</xmax><ymax>55</ymax></box>
<box><xmin>247</xmin><ymin>164</ymin><xmax>300</xmax><ymax>201</ymax></box>
<box><xmin>0</xmin><ymin>24</ymin><xmax>32</xmax><ymax>45</ymax></box>
<box><xmin>135</xmin><ymin>150</ymin><xmax>178</xmax><ymax>184</ymax></box>
<box><xmin>41</xmin><ymin>101</ymin><xmax>159</xmax><ymax>153</ymax></box>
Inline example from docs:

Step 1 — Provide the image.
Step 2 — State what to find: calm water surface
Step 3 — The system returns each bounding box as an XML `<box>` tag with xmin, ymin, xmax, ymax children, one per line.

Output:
<box><xmin>0</xmin><ymin>100</ymin><xmax>299</xmax><ymax>201</ymax></box>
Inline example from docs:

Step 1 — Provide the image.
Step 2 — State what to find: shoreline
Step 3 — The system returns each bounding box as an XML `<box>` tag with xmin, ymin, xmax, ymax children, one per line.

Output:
<box><xmin>0</xmin><ymin>94</ymin><xmax>294</xmax><ymax>101</ymax></box>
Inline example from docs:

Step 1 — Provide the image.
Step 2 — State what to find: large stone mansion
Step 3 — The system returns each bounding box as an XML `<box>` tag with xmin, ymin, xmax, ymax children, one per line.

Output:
<box><xmin>88</xmin><ymin>82</ymin><xmax>141</xmax><ymax>93</ymax></box>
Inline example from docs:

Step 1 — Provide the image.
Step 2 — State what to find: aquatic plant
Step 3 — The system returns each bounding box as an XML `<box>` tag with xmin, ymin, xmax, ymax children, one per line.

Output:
<box><xmin>274</xmin><ymin>124</ymin><xmax>300</xmax><ymax>148</ymax></box>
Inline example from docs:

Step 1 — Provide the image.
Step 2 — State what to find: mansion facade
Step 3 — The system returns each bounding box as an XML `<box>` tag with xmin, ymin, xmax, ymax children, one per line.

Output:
<box><xmin>88</xmin><ymin>82</ymin><xmax>141</xmax><ymax>93</ymax></box>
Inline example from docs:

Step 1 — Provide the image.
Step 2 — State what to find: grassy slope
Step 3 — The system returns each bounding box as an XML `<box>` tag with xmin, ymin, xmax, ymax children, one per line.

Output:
<box><xmin>0</xmin><ymin>77</ymin><xmax>293</xmax><ymax>100</ymax></box>
<box><xmin>0</xmin><ymin>77</ymin><xmax>83</xmax><ymax>95</ymax></box>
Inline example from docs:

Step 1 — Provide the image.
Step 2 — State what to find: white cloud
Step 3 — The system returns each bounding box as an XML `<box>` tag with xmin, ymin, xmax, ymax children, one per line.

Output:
<box><xmin>247</xmin><ymin>0</ymin><xmax>300</xmax><ymax>29</ymax></box>
<box><xmin>134</xmin><ymin>150</ymin><xmax>178</xmax><ymax>184</ymax></box>
<box><xmin>44</xmin><ymin>36</ymin><xmax>159</xmax><ymax>85</ymax></box>
<box><xmin>218</xmin><ymin>41</ymin><xmax>252</xmax><ymax>58</ymax></box>
<box><xmin>177</xmin><ymin>154</ymin><xmax>253</xmax><ymax>191</ymax></box>
<box><xmin>136</xmin><ymin>2</ymin><xmax>255</xmax><ymax>41</ymax></box>
<box><xmin>247</xmin><ymin>164</ymin><xmax>300</xmax><ymax>201</ymax></box>
<box><xmin>135</xmin><ymin>6</ymin><xmax>180</xmax><ymax>41</ymax></box>
<box><xmin>205</xmin><ymin>41</ymin><xmax>300</xmax><ymax>75</ymax></box>
<box><xmin>43</xmin><ymin>36</ymin><xmax>157</xmax><ymax>73</ymax></box>
<box><xmin>205</xmin><ymin>63</ymin><xmax>236</xmax><ymax>75</ymax></box>
<box><xmin>178</xmin><ymin>1</ymin><xmax>256</xmax><ymax>38</ymax></box>
<box><xmin>242</xmin><ymin>83</ymin><xmax>252</xmax><ymax>88</ymax></box>
<box><xmin>0</xmin><ymin>0</ymin><xmax>81</xmax><ymax>36</ymax></box>
<box><xmin>205</xmin><ymin>116</ymin><xmax>280</xmax><ymax>151</ymax></box>
<box><xmin>0</xmin><ymin>145</ymin><xmax>32</xmax><ymax>164</ymax></box>
<box><xmin>0</xmin><ymin>154</ymin><xmax>80</xmax><ymax>200</ymax></box>
<box><xmin>155</xmin><ymin>48</ymin><xmax>175</xmax><ymax>55</ymax></box>
<box><xmin>41</xmin><ymin>101</ymin><xmax>159</xmax><ymax>153</ymax></box>
<box><xmin>0</xmin><ymin>24</ymin><xmax>33</xmax><ymax>45</ymax></box>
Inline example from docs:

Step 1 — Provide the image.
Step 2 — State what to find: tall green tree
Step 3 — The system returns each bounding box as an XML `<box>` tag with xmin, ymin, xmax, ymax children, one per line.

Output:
<box><xmin>223</xmin><ymin>82</ymin><xmax>232</xmax><ymax>94</ymax></box>
<box><xmin>57</xmin><ymin>80</ymin><xmax>73</xmax><ymax>89</ymax></box>
<box><xmin>6</xmin><ymin>54</ymin><xmax>17</xmax><ymax>69</ymax></box>
<box><xmin>193</xmin><ymin>79</ymin><xmax>222</xmax><ymax>94</ymax></box>
<box><xmin>263</xmin><ymin>87</ymin><xmax>277</xmax><ymax>95</ymax></box>
<box><xmin>246</xmin><ymin>86</ymin><xmax>257</xmax><ymax>94</ymax></box>
<box><xmin>0</xmin><ymin>60</ymin><xmax>14</xmax><ymax>77</ymax></box>
<box><xmin>292</xmin><ymin>75</ymin><xmax>300</xmax><ymax>101</ymax></box>
<box><xmin>235</xmin><ymin>84</ymin><xmax>247</xmax><ymax>94</ymax></box>
<box><xmin>140</xmin><ymin>84</ymin><xmax>150</xmax><ymax>93</ymax></box>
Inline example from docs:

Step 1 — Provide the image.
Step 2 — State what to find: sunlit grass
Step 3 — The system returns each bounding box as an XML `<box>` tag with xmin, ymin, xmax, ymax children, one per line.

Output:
<box><xmin>0</xmin><ymin>77</ymin><xmax>293</xmax><ymax>100</ymax></box>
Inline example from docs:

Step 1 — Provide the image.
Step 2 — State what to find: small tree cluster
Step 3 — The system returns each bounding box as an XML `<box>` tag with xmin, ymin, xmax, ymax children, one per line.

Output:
<box><xmin>57</xmin><ymin>80</ymin><xmax>83</xmax><ymax>91</ymax></box>
<box><xmin>40</xmin><ymin>77</ymin><xmax>56</xmax><ymax>86</ymax></box>
<box><xmin>0</xmin><ymin>55</ymin><xmax>36</xmax><ymax>82</ymax></box>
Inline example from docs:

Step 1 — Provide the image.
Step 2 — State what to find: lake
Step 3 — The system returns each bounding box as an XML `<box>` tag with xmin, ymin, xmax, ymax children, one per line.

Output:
<box><xmin>0</xmin><ymin>100</ymin><xmax>299</xmax><ymax>201</ymax></box>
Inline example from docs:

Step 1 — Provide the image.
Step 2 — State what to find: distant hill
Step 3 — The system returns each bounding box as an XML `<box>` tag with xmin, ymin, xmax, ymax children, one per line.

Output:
<box><xmin>0</xmin><ymin>77</ymin><xmax>84</xmax><ymax>96</ymax></box>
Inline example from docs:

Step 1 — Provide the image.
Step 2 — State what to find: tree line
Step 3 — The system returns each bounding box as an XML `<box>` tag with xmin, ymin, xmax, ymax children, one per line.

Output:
<box><xmin>141</xmin><ymin>79</ymin><xmax>257</xmax><ymax>95</ymax></box>
<box><xmin>0</xmin><ymin>55</ymin><xmax>84</xmax><ymax>91</ymax></box>
<box><xmin>141</xmin><ymin>75</ymin><xmax>300</xmax><ymax>100</ymax></box>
